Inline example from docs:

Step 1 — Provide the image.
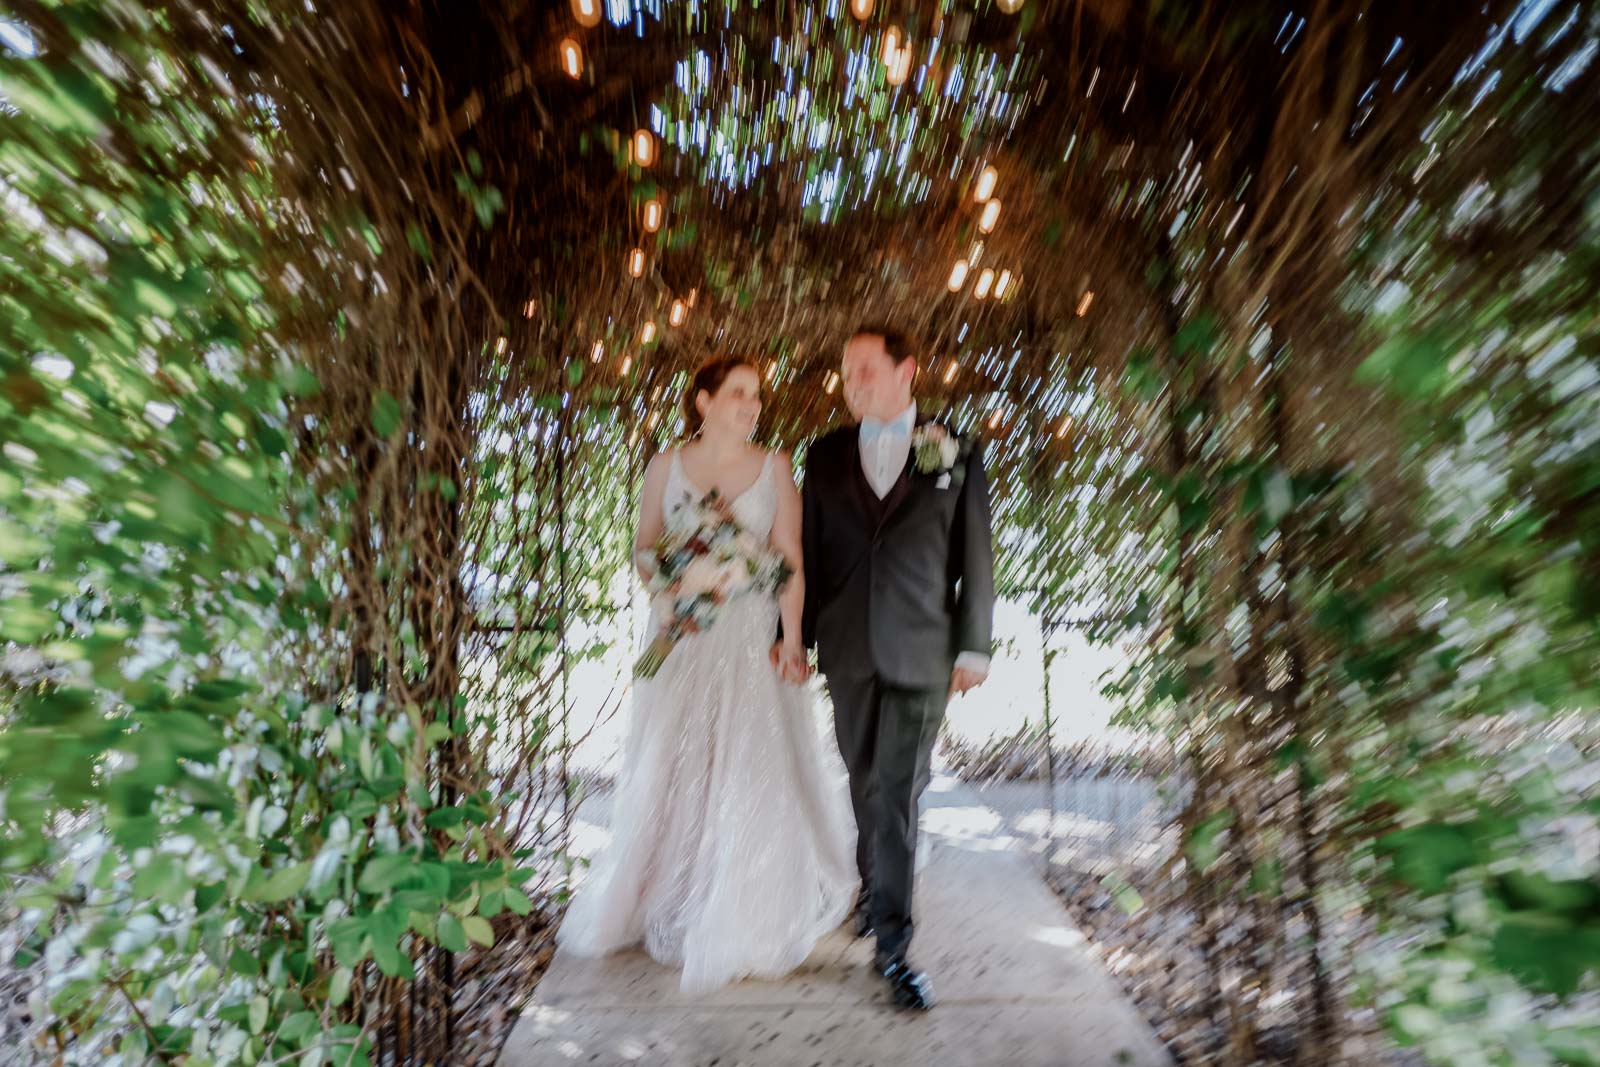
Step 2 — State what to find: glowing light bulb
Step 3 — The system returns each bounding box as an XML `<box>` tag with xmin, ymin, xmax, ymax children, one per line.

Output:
<box><xmin>670</xmin><ymin>300</ymin><xmax>686</xmax><ymax>327</ymax></box>
<box><xmin>882</xmin><ymin>27</ymin><xmax>901</xmax><ymax>65</ymax></box>
<box><xmin>572</xmin><ymin>0</ymin><xmax>602</xmax><ymax>28</ymax></box>
<box><xmin>686</xmin><ymin>288</ymin><xmax>699</xmax><ymax>308</ymax></box>
<box><xmin>495</xmin><ymin>337</ymin><xmax>508</xmax><ymax>355</ymax></box>
<box><xmin>944</xmin><ymin>360</ymin><xmax>959</xmax><ymax>383</ymax></box>
<box><xmin>766</xmin><ymin>362</ymin><xmax>778</xmax><ymax>381</ymax></box>
<box><xmin>989</xmin><ymin>407</ymin><xmax>1004</xmax><ymax>429</ymax></box>
<box><xmin>994</xmin><ymin>270</ymin><xmax>1012</xmax><ymax>299</ymax></box>
<box><xmin>850</xmin><ymin>0</ymin><xmax>874</xmax><ymax>18</ymax></box>
<box><xmin>974</xmin><ymin>268</ymin><xmax>995</xmax><ymax>299</ymax></box>
<box><xmin>997</xmin><ymin>0</ymin><xmax>1024</xmax><ymax>12</ymax></box>
<box><xmin>979</xmin><ymin>198</ymin><xmax>1001</xmax><ymax>234</ymax></box>
<box><xmin>1056</xmin><ymin>417</ymin><xmax>1072</xmax><ymax>439</ymax></box>
<box><xmin>947</xmin><ymin>259</ymin><xmax>970</xmax><ymax>292</ymax></box>
<box><xmin>825</xmin><ymin>371</ymin><xmax>840</xmax><ymax>395</ymax></box>
<box><xmin>887</xmin><ymin>47</ymin><xmax>912</xmax><ymax>86</ymax></box>
<box><xmin>643</xmin><ymin>199</ymin><xmax>663</xmax><ymax>232</ymax></box>
<box><xmin>632</xmin><ymin>129</ymin><xmax>656</xmax><ymax>167</ymax></box>
<box><xmin>560</xmin><ymin>38</ymin><xmax>582</xmax><ymax>79</ymax></box>
<box><xmin>621</xmin><ymin>355</ymin><xmax>633</xmax><ymax>375</ymax></box>
<box><xmin>1077</xmin><ymin>290</ymin><xmax>1094</xmax><ymax>316</ymax></box>
<box><xmin>975</xmin><ymin>165</ymin><xmax>998</xmax><ymax>202</ymax></box>
<box><xmin>591</xmin><ymin>340</ymin><xmax>604</xmax><ymax>362</ymax></box>
<box><xmin>640</xmin><ymin>321</ymin><xmax>657</xmax><ymax>344</ymax></box>
<box><xmin>629</xmin><ymin>248</ymin><xmax>646</xmax><ymax>277</ymax></box>
<box><xmin>523</xmin><ymin>299</ymin><xmax>537</xmax><ymax>318</ymax></box>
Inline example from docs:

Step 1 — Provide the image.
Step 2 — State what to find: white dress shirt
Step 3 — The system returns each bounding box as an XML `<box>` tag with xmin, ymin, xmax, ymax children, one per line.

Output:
<box><xmin>858</xmin><ymin>404</ymin><xmax>991</xmax><ymax>679</ymax></box>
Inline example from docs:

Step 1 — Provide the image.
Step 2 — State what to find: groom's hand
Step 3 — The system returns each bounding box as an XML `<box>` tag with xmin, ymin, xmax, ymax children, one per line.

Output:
<box><xmin>950</xmin><ymin>666</ymin><xmax>987</xmax><ymax>696</ymax></box>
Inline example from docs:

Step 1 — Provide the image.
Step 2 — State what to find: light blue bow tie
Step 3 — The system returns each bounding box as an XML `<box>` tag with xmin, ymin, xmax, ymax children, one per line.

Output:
<box><xmin>860</xmin><ymin>414</ymin><xmax>911</xmax><ymax>445</ymax></box>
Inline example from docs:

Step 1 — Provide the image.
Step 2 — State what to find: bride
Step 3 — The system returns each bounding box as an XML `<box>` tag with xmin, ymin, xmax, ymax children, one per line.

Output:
<box><xmin>556</xmin><ymin>355</ymin><xmax>858</xmax><ymax>993</ymax></box>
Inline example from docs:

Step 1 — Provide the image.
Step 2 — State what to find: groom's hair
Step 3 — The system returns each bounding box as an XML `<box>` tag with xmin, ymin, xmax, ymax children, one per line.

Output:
<box><xmin>851</xmin><ymin>324</ymin><xmax>917</xmax><ymax>367</ymax></box>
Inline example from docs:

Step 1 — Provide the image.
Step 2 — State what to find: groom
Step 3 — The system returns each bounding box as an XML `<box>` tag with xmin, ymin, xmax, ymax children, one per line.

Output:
<box><xmin>798</xmin><ymin>325</ymin><xmax>996</xmax><ymax>1012</ymax></box>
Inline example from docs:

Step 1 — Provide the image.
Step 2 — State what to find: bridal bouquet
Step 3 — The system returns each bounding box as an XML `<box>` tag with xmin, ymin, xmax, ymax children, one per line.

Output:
<box><xmin>634</xmin><ymin>489</ymin><xmax>793</xmax><ymax>679</ymax></box>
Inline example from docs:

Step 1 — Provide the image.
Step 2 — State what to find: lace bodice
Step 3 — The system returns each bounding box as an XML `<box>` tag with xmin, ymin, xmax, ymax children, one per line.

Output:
<box><xmin>663</xmin><ymin>449</ymin><xmax>778</xmax><ymax>541</ymax></box>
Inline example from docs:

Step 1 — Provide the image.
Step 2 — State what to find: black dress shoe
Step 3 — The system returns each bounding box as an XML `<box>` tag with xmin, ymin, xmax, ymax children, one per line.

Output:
<box><xmin>877</xmin><ymin>958</ymin><xmax>935</xmax><ymax>1012</ymax></box>
<box><xmin>852</xmin><ymin>887</ymin><xmax>873</xmax><ymax>939</ymax></box>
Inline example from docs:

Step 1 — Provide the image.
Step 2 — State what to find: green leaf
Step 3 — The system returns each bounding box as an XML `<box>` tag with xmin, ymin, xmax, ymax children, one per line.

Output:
<box><xmin>247</xmin><ymin>862</ymin><xmax>311</xmax><ymax>903</ymax></box>
<box><xmin>370</xmin><ymin>391</ymin><xmax>402</xmax><ymax>437</ymax></box>
<box><xmin>1378</xmin><ymin>824</ymin><xmax>1479</xmax><ymax>894</ymax></box>
<box><xmin>463</xmin><ymin>915</ymin><xmax>495</xmax><ymax>948</ymax></box>
<box><xmin>329</xmin><ymin>966</ymin><xmax>353</xmax><ymax>1008</ymax></box>
<box><xmin>503</xmin><ymin>886</ymin><xmax>534</xmax><ymax>916</ymax></box>
<box><xmin>357</xmin><ymin>852</ymin><xmax>414</xmax><ymax>895</ymax></box>
<box><xmin>1491</xmin><ymin>915</ymin><xmax>1600</xmax><ymax>996</ymax></box>
<box><xmin>278</xmin><ymin>1011</ymin><xmax>319</xmax><ymax>1045</ymax></box>
<box><xmin>436</xmin><ymin>912</ymin><xmax>467</xmax><ymax>953</ymax></box>
<box><xmin>1185</xmin><ymin>809</ymin><xmax>1233</xmax><ymax>874</ymax></box>
<box><xmin>424</xmin><ymin>807</ymin><xmax>466</xmax><ymax>829</ymax></box>
<box><xmin>249</xmin><ymin>995</ymin><xmax>269</xmax><ymax>1035</ymax></box>
<box><xmin>1354</xmin><ymin>330</ymin><xmax>1454</xmax><ymax>399</ymax></box>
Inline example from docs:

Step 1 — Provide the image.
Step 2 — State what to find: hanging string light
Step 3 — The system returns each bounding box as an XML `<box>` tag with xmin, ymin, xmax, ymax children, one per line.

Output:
<box><xmin>944</xmin><ymin>360</ymin><xmax>959</xmax><ymax>384</ymax></box>
<box><xmin>590</xmin><ymin>340</ymin><xmax>604</xmax><ymax>362</ymax></box>
<box><xmin>669</xmin><ymin>300</ymin><xmax>687</xmax><ymax>327</ymax></box>
<box><xmin>887</xmin><ymin>47</ymin><xmax>912</xmax><ymax>86</ymax></box>
<box><xmin>571</xmin><ymin>0</ymin><xmax>602</xmax><ymax>28</ymax></box>
<box><xmin>621</xmin><ymin>355</ymin><xmax>633</xmax><ymax>375</ymax></box>
<box><xmin>882</xmin><ymin>26</ymin><xmax>902</xmax><ymax>65</ymax></box>
<box><xmin>641</xmin><ymin>321</ymin><xmax>657</xmax><ymax>344</ymax></box>
<box><xmin>979</xmin><ymin>198</ymin><xmax>1002</xmax><ymax>234</ymax></box>
<box><xmin>686</xmin><ymin>287</ymin><xmax>699</xmax><ymax>308</ymax></box>
<box><xmin>495</xmin><ymin>336</ymin><xmax>508</xmax><ymax>355</ymax></box>
<box><xmin>988</xmin><ymin>407</ymin><xmax>1005</xmax><ymax>430</ymax></box>
<box><xmin>825</xmin><ymin>371</ymin><xmax>840</xmax><ymax>394</ymax></box>
<box><xmin>994</xmin><ymin>270</ymin><xmax>1012</xmax><ymax>299</ymax></box>
<box><xmin>559</xmin><ymin>37</ymin><xmax>583</xmax><ymax>79</ymax></box>
<box><xmin>523</xmin><ymin>299</ymin><xmax>536</xmax><ymax>318</ymax></box>
<box><xmin>1056</xmin><ymin>417</ymin><xmax>1072</xmax><ymax>439</ymax></box>
<box><xmin>947</xmin><ymin>260</ymin><xmax>970</xmax><ymax>292</ymax></box>
<box><xmin>974</xmin><ymin>268</ymin><xmax>995</xmax><ymax>299</ymax></box>
<box><xmin>997</xmin><ymin>0</ymin><xmax>1025</xmax><ymax>12</ymax></box>
<box><xmin>629</xmin><ymin>248</ymin><xmax>646</xmax><ymax>277</ymax></box>
<box><xmin>974</xmin><ymin>165</ymin><xmax>998</xmax><ymax>202</ymax></box>
<box><xmin>632</xmin><ymin>129</ymin><xmax>656</xmax><ymax>168</ymax></box>
<box><xmin>850</xmin><ymin>0</ymin><xmax>875</xmax><ymax>18</ymax></box>
<box><xmin>1076</xmin><ymin>290</ymin><xmax>1095</xmax><ymax>316</ymax></box>
<box><xmin>766</xmin><ymin>361</ymin><xmax>778</xmax><ymax>381</ymax></box>
<box><xmin>643</xmin><ymin>198</ymin><xmax>664</xmax><ymax>233</ymax></box>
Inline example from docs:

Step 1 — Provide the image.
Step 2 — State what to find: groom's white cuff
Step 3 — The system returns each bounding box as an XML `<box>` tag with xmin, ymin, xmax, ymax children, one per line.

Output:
<box><xmin>954</xmin><ymin>651</ymin><xmax>991</xmax><ymax>676</ymax></box>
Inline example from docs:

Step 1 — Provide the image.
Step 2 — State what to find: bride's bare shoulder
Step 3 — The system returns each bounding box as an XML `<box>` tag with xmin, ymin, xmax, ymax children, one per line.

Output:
<box><xmin>642</xmin><ymin>449</ymin><xmax>679</xmax><ymax>484</ymax></box>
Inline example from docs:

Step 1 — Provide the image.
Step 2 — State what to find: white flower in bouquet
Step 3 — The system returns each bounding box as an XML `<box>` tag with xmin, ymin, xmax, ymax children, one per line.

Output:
<box><xmin>681</xmin><ymin>556</ymin><xmax>725</xmax><ymax>599</ymax></box>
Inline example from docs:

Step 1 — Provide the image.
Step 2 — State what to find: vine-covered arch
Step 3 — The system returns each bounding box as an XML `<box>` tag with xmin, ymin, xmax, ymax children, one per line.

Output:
<box><xmin>2</xmin><ymin>1</ymin><xmax>1596</xmax><ymax>1064</ymax></box>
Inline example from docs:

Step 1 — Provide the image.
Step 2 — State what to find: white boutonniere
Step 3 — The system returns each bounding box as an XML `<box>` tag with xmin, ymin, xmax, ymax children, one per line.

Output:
<box><xmin>911</xmin><ymin>423</ymin><xmax>961</xmax><ymax>475</ymax></box>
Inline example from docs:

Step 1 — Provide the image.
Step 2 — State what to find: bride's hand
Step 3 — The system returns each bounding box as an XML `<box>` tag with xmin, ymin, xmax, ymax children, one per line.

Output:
<box><xmin>777</xmin><ymin>641</ymin><xmax>810</xmax><ymax>685</ymax></box>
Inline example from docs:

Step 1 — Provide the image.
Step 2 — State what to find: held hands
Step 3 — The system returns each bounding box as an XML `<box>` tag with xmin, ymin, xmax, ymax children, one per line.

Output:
<box><xmin>769</xmin><ymin>641</ymin><xmax>812</xmax><ymax>685</ymax></box>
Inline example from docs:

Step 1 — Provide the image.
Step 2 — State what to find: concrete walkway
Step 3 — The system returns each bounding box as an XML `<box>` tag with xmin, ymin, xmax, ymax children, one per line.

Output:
<box><xmin>499</xmin><ymin>775</ymin><xmax>1172</xmax><ymax>1067</ymax></box>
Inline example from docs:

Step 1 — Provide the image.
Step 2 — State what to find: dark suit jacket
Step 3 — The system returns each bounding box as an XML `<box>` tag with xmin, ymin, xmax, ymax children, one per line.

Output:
<box><xmin>799</xmin><ymin>418</ymin><xmax>996</xmax><ymax>689</ymax></box>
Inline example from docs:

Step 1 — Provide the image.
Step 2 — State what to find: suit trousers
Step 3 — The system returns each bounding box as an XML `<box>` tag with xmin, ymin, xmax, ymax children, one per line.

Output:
<box><xmin>825</xmin><ymin>672</ymin><xmax>947</xmax><ymax>965</ymax></box>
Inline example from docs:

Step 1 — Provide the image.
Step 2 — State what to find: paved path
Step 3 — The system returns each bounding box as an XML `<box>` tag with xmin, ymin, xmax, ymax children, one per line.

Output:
<box><xmin>499</xmin><ymin>775</ymin><xmax>1172</xmax><ymax>1067</ymax></box>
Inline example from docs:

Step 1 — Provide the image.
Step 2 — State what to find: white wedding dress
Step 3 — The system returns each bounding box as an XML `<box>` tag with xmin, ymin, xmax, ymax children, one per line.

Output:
<box><xmin>556</xmin><ymin>449</ymin><xmax>859</xmax><ymax>993</ymax></box>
